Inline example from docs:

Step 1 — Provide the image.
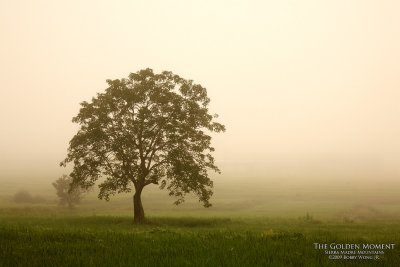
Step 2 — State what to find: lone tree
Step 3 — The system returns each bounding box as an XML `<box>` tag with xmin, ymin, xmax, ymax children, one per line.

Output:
<box><xmin>61</xmin><ymin>68</ymin><xmax>225</xmax><ymax>223</ymax></box>
<box><xmin>52</xmin><ymin>174</ymin><xmax>83</xmax><ymax>208</ymax></box>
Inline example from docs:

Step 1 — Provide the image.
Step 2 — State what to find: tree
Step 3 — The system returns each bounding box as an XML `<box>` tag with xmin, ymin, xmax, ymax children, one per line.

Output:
<box><xmin>52</xmin><ymin>174</ymin><xmax>83</xmax><ymax>208</ymax></box>
<box><xmin>60</xmin><ymin>68</ymin><xmax>225</xmax><ymax>223</ymax></box>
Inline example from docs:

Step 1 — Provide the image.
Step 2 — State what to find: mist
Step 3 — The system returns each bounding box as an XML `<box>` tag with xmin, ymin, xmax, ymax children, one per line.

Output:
<box><xmin>1</xmin><ymin>0</ymin><xmax>400</xmax><ymax>204</ymax></box>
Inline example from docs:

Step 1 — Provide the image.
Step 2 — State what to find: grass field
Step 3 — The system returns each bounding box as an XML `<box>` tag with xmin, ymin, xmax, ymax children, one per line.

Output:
<box><xmin>1</xmin><ymin>212</ymin><xmax>400</xmax><ymax>267</ymax></box>
<box><xmin>1</xmin><ymin>178</ymin><xmax>400</xmax><ymax>266</ymax></box>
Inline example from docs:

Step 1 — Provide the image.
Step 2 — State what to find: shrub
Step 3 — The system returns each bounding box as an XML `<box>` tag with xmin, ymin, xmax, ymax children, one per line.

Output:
<box><xmin>12</xmin><ymin>190</ymin><xmax>45</xmax><ymax>204</ymax></box>
<box><xmin>13</xmin><ymin>190</ymin><xmax>34</xmax><ymax>203</ymax></box>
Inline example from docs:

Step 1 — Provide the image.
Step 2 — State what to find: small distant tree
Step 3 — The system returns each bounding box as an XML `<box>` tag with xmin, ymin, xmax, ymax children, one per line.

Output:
<box><xmin>52</xmin><ymin>174</ymin><xmax>82</xmax><ymax>208</ymax></box>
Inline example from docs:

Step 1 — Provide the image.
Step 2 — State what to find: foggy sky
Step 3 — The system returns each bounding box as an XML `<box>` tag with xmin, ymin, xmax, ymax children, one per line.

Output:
<box><xmin>1</xmin><ymin>0</ymin><xmax>400</xmax><ymax>182</ymax></box>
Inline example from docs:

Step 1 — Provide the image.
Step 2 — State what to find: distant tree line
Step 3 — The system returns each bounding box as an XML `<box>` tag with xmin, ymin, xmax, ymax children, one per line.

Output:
<box><xmin>11</xmin><ymin>174</ymin><xmax>84</xmax><ymax>208</ymax></box>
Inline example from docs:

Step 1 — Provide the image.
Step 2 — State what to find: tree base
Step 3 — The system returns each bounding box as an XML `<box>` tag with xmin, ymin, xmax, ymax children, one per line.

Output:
<box><xmin>133</xmin><ymin>191</ymin><xmax>145</xmax><ymax>224</ymax></box>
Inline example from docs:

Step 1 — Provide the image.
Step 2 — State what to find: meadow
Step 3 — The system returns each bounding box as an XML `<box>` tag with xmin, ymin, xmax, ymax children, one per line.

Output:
<box><xmin>1</xmin><ymin>177</ymin><xmax>400</xmax><ymax>266</ymax></box>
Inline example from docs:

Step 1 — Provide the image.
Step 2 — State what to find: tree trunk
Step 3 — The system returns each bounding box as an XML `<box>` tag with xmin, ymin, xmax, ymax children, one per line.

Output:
<box><xmin>133</xmin><ymin>189</ymin><xmax>145</xmax><ymax>224</ymax></box>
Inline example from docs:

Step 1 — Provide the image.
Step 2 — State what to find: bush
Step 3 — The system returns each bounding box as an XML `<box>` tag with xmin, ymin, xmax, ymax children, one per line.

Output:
<box><xmin>13</xmin><ymin>190</ymin><xmax>45</xmax><ymax>204</ymax></box>
<box><xmin>13</xmin><ymin>190</ymin><xmax>34</xmax><ymax>203</ymax></box>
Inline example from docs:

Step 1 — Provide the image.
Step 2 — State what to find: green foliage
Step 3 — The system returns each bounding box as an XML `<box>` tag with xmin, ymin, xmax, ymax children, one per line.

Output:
<box><xmin>52</xmin><ymin>175</ymin><xmax>82</xmax><ymax>208</ymax></box>
<box><xmin>61</xmin><ymin>68</ymin><xmax>225</xmax><ymax>217</ymax></box>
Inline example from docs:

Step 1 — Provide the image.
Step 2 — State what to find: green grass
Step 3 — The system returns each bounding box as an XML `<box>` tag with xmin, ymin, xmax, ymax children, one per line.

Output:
<box><xmin>1</xmin><ymin>178</ymin><xmax>400</xmax><ymax>266</ymax></box>
<box><xmin>1</xmin><ymin>212</ymin><xmax>400</xmax><ymax>267</ymax></box>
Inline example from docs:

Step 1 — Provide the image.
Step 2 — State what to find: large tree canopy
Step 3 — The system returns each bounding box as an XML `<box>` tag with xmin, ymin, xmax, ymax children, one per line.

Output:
<box><xmin>61</xmin><ymin>68</ymin><xmax>225</xmax><ymax>223</ymax></box>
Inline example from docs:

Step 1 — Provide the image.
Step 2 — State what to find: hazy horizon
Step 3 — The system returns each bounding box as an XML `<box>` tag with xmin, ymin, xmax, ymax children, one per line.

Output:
<box><xmin>1</xmin><ymin>0</ymin><xmax>400</xmax><ymax>185</ymax></box>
